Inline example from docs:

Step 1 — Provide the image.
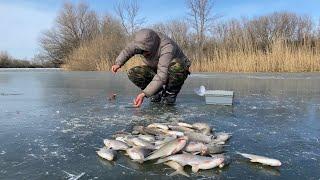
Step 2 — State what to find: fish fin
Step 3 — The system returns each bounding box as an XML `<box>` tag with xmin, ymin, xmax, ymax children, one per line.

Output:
<box><xmin>192</xmin><ymin>152</ymin><xmax>200</xmax><ymax>155</ymax></box>
<box><xmin>218</xmin><ymin>163</ymin><xmax>225</xmax><ymax>168</ymax></box>
<box><xmin>216</xmin><ymin>142</ymin><xmax>225</xmax><ymax>145</ymax></box>
<box><xmin>182</xmin><ymin>151</ymin><xmax>188</xmax><ymax>154</ymax></box>
<box><xmin>154</xmin><ymin>158</ymin><xmax>168</xmax><ymax>164</ymax></box>
<box><xmin>209</xmin><ymin>154</ymin><xmax>216</xmax><ymax>157</ymax></box>
<box><xmin>169</xmin><ymin>170</ymin><xmax>190</xmax><ymax>177</ymax></box>
<box><xmin>191</xmin><ymin>165</ymin><xmax>200</xmax><ymax>172</ymax></box>
<box><xmin>132</xmin><ymin>159</ymin><xmax>144</xmax><ymax>164</ymax></box>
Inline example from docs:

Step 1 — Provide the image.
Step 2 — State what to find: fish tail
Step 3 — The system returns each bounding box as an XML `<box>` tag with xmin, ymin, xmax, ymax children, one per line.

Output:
<box><xmin>191</xmin><ymin>165</ymin><xmax>200</xmax><ymax>172</ymax></box>
<box><xmin>143</xmin><ymin>155</ymin><xmax>154</xmax><ymax>161</ymax></box>
<box><xmin>236</xmin><ymin>151</ymin><xmax>245</xmax><ymax>156</ymax></box>
<box><xmin>169</xmin><ymin>170</ymin><xmax>190</xmax><ymax>177</ymax></box>
<box><xmin>236</xmin><ymin>152</ymin><xmax>251</xmax><ymax>159</ymax></box>
<box><xmin>145</xmin><ymin>145</ymin><xmax>157</xmax><ymax>150</ymax></box>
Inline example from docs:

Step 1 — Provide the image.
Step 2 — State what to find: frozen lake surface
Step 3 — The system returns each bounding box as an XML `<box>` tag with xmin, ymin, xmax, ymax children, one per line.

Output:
<box><xmin>0</xmin><ymin>69</ymin><xmax>319</xmax><ymax>179</ymax></box>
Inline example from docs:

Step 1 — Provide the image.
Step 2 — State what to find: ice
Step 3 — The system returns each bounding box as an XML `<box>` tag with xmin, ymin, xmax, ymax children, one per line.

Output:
<box><xmin>63</xmin><ymin>171</ymin><xmax>85</xmax><ymax>180</ymax></box>
<box><xmin>0</xmin><ymin>70</ymin><xmax>319</xmax><ymax>179</ymax></box>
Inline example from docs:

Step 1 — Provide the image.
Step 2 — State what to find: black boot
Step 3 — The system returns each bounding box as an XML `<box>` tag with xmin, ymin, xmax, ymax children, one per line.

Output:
<box><xmin>149</xmin><ymin>88</ymin><xmax>164</xmax><ymax>103</ymax></box>
<box><xmin>150</xmin><ymin>92</ymin><xmax>162</xmax><ymax>103</ymax></box>
<box><xmin>162</xmin><ymin>91</ymin><xmax>177</xmax><ymax>105</ymax></box>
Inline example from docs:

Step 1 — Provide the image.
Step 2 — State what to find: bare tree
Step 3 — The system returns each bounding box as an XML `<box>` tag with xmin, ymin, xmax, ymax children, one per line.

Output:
<box><xmin>186</xmin><ymin>0</ymin><xmax>217</xmax><ymax>49</ymax></box>
<box><xmin>318</xmin><ymin>19</ymin><xmax>320</xmax><ymax>38</ymax></box>
<box><xmin>39</xmin><ymin>2</ymin><xmax>99</xmax><ymax>66</ymax></box>
<box><xmin>0</xmin><ymin>51</ymin><xmax>10</xmax><ymax>68</ymax></box>
<box><xmin>114</xmin><ymin>0</ymin><xmax>145</xmax><ymax>37</ymax></box>
<box><xmin>152</xmin><ymin>19</ymin><xmax>190</xmax><ymax>49</ymax></box>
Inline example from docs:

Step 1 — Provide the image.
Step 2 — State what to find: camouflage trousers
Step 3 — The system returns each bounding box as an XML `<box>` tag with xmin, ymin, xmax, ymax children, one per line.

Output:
<box><xmin>127</xmin><ymin>61</ymin><xmax>190</xmax><ymax>96</ymax></box>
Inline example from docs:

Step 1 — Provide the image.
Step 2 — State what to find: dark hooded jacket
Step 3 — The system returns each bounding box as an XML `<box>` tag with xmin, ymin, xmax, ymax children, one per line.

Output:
<box><xmin>115</xmin><ymin>29</ymin><xmax>191</xmax><ymax>97</ymax></box>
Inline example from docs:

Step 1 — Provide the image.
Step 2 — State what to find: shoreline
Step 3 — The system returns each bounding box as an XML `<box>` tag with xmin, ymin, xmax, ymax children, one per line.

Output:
<box><xmin>1</xmin><ymin>68</ymin><xmax>319</xmax><ymax>79</ymax></box>
<box><xmin>1</xmin><ymin>68</ymin><xmax>319</xmax><ymax>73</ymax></box>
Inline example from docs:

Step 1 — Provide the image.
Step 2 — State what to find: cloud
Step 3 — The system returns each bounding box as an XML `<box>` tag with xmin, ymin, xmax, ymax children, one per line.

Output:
<box><xmin>0</xmin><ymin>2</ymin><xmax>56</xmax><ymax>59</ymax></box>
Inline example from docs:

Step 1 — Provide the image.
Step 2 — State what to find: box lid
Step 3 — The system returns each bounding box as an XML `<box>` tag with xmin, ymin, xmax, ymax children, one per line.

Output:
<box><xmin>205</xmin><ymin>90</ymin><xmax>234</xmax><ymax>97</ymax></box>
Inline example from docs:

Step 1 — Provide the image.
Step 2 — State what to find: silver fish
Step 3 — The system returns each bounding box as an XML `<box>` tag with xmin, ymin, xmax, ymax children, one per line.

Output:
<box><xmin>114</xmin><ymin>134</ymin><xmax>133</xmax><ymax>143</ymax></box>
<box><xmin>184</xmin><ymin>141</ymin><xmax>209</xmax><ymax>155</ymax></box>
<box><xmin>129</xmin><ymin>137</ymin><xmax>156</xmax><ymax>149</ymax></box>
<box><xmin>96</xmin><ymin>147</ymin><xmax>116</xmax><ymax>161</ymax></box>
<box><xmin>112</xmin><ymin>132</ymin><xmax>132</xmax><ymax>139</ymax></box>
<box><xmin>138</xmin><ymin>134</ymin><xmax>155</xmax><ymax>142</ymax></box>
<box><xmin>206</xmin><ymin>143</ymin><xmax>225</xmax><ymax>154</ymax></box>
<box><xmin>156</xmin><ymin>153</ymin><xmax>224</xmax><ymax>172</ymax></box>
<box><xmin>126</xmin><ymin>147</ymin><xmax>151</xmax><ymax>163</ymax></box>
<box><xmin>115</xmin><ymin>136</ymin><xmax>127</xmax><ymax>143</ymax></box>
<box><xmin>208</xmin><ymin>154</ymin><xmax>229</xmax><ymax>168</ymax></box>
<box><xmin>147</xmin><ymin>123</ymin><xmax>169</xmax><ymax>130</ymax></box>
<box><xmin>211</xmin><ymin>132</ymin><xmax>232</xmax><ymax>144</ymax></box>
<box><xmin>133</xmin><ymin>126</ymin><xmax>166</xmax><ymax>136</ymax></box>
<box><xmin>131</xmin><ymin>130</ymin><xmax>140</xmax><ymax>135</ymax></box>
<box><xmin>115</xmin><ymin>136</ymin><xmax>136</xmax><ymax>146</ymax></box>
<box><xmin>192</xmin><ymin>123</ymin><xmax>210</xmax><ymax>130</ymax></box>
<box><xmin>177</xmin><ymin>122</ymin><xmax>193</xmax><ymax>128</ymax></box>
<box><xmin>200</xmin><ymin>128</ymin><xmax>213</xmax><ymax>136</ymax></box>
<box><xmin>161</xmin><ymin>129</ymin><xmax>184</xmax><ymax>137</ymax></box>
<box><xmin>154</xmin><ymin>136</ymin><xmax>177</xmax><ymax>148</ymax></box>
<box><xmin>144</xmin><ymin>136</ymin><xmax>188</xmax><ymax>161</ymax></box>
<box><xmin>164</xmin><ymin>161</ymin><xmax>189</xmax><ymax>177</ymax></box>
<box><xmin>237</xmin><ymin>152</ymin><xmax>282</xmax><ymax>166</ymax></box>
<box><xmin>168</xmin><ymin>125</ymin><xmax>195</xmax><ymax>132</ymax></box>
<box><xmin>184</xmin><ymin>131</ymin><xmax>213</xmax><ymax>143</ymax></box>
<box><xmin>103</xmin><ymin>139</ymin><xmax>129</xmax><ymax>150</ymax></box>
<box><xmin>192</xmin><ymin>123</ymin><xmax>212</xmax><ymax>135</ymax></box>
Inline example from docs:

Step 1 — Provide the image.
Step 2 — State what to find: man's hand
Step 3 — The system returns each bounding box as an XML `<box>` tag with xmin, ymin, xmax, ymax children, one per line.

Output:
<box><xmin>133</xmin><ymin>92</ymin><xmax>146</xmax><ymax>107</ymax></box>
<box><xmin>111</xmin><ymin>64</ymin><xmax>121</xmax><ymax>73</ymax></box>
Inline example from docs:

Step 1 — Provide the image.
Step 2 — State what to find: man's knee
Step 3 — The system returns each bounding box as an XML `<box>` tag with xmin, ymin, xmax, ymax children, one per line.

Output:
<box><xmin>127</xmin><ymin>65</ymin><xmax>156</xmax><ymax>86</ymax></box>
<box><xmin>168</xmin><ymin>61</ymin><xmax>186</xmax><ymax>74</ymax></box>
<box><xmin>128</xmin><ymin>66</ymin><xmax>142</xmax><ymax>78</ymax></box>
<box><xmin>168</xmin><ymin>61</ymin><xmax>189</xmax><ymax>83</ymax></box>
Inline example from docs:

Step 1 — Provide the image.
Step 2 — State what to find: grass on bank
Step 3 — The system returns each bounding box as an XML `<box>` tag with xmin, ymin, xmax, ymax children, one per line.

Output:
<box><xmin>62</xmin><ymin>39</ymin><xmax>320</xmax><ymax>72</ymax></box>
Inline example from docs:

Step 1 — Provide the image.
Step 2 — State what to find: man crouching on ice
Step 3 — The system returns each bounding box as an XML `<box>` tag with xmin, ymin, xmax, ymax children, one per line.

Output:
<box><xmin>111</xmin><ymin>28</ymin><xmax>191</xmax><ymax>107</ymax></box>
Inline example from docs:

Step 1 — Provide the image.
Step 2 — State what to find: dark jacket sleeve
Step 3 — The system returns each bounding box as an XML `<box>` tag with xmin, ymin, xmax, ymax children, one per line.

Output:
<box><xmin>143</xmin><ymin>44</ymin><xmax>174</xmax><ymax>97</ymax></box>
<box><xmin>115</xmin><ymin>42</ymin><xmax>138</xmax><ymax>67</ymax></box>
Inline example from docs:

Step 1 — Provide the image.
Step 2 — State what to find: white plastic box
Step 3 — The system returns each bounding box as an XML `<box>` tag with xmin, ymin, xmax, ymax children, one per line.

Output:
<box><xmin>204</xmin><ymin>90</ymin><xmax>234</xmax><ymax>105</ymax></box>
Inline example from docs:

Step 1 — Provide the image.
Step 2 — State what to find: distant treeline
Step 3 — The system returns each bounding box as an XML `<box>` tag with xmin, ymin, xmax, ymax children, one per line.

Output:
<box><xmin>38</xmin><ymin>1</ymin><xmax>320</xmax><ymax>72</ymax></box>
<box><xmin>0</xmin><ymin>51</ymin><xmax>54</xmax><ymax>68</ymax></box>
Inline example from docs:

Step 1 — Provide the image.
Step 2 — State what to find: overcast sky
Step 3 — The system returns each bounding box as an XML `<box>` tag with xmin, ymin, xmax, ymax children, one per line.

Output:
<box><xmin>1</xmin><ymin>0</ymin><xmax>320</xmax><ymax>60</ymax></box>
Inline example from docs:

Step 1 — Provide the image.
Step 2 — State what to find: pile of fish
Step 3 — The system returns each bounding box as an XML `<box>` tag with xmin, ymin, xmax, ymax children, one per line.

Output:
<box><xmin>97</xmin><ymin>122</ymin><xmax>281</xmax><ymax>177</ymax></box>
